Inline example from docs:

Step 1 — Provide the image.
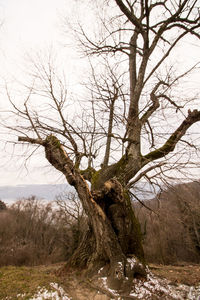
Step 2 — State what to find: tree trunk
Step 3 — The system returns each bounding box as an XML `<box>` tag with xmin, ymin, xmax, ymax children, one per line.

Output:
<box><xmin>68</xmin><ymin>178</ymin><xmax>146</xmax><ymax>275</ymax></box>
<box><xmin>44</xmin><ymin>136</ymin><xmax>146</xmax><ymax>287</ymax></box>
<box><xmin>19</xmin><ymin>135</ymin><xmax>146</xmax><ymax>288</ymax></box>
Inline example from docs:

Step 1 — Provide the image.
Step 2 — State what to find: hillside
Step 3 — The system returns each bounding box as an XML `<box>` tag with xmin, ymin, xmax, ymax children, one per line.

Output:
<box><xmin>134</xmin><ymin>180</ymin><xmax>200</xmax><ymax>265</ymax></box>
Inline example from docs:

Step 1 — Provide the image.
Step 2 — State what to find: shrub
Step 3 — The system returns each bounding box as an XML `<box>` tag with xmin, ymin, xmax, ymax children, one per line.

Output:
<box><xmin>0</xmin><ymin>195</ymin><xmax>86</xmax><ymax>266</ymax></box>
<box><xmin>0</xmin><ymin>200</ymin><xmax>6</xmax><ymax>210</ymax></box>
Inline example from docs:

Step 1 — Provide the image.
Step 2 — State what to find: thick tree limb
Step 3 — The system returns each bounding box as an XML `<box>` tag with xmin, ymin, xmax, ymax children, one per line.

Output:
<box><xmin>18</xmin><ymin>136</ymin><xmax>45</xmax><ymax>146</ymax></box>
<box><xmin>102</xmin><ymin>89</ymin><xmax>118</xmax><ymax>167</ymax></box>
<box><xmin>142</xmin><ymin>109</ymin><xmax>200</xmax><ymax>164</ymax></box>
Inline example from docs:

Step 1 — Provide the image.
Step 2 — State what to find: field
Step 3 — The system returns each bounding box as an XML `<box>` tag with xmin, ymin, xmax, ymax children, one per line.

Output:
<box><xmin>0</xmin><ymin>263</ymin><xmax>200</xmax><ymax>299</ymax></box>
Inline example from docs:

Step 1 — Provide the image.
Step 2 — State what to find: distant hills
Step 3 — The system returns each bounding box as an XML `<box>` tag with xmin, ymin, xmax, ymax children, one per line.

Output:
<box><xmin>0</xmin><ymin>184</ymin><xmax>75</xmax><ymax>205</ymax></box>
<box><xmin>0</xmin><ymin>181</ymin><xmax>159</xmax><ymax>206</ymax></box>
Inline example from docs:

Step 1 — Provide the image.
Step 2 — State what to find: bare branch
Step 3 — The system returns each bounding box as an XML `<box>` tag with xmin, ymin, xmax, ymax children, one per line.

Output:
<box><xmin>114</xmin><ymin>0</ymin><xmax>144</xmax><ymax>32</ymax></box>
<box><xmin>127</xmin><ymin>162</ymin><xmax>167</xmax><ymax>188</ymax></box>
<box><xmin>129</xmin><ymin>190</ymin><xmax>158</xmax><ymax>214</ymax></box>
<box><xmin>140</xmin><ymin>81</ymin><xmax>169</xmax><ymax>124</ymax></box>
<box><xmin>102</xmin><ymin>86</ymin><xmax>118</xmax><ymax>167</ymax></box>
<box><xmin>143</xmin><ymin>109</ymin><xmax>200</xmax><ymax>163</ymax></box>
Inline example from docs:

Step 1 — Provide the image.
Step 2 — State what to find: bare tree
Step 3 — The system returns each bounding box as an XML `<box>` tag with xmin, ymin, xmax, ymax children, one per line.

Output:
<box><xmin>3</xmin><ymin>0</ymin><xmax>200</xmax><ymax>288</ymax></box>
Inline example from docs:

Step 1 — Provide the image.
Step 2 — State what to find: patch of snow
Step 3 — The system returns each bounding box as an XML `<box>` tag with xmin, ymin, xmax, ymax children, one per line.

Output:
<box><xmin>115</xmin><ymin>261</ymin><xmax>124</xmax><ymax>279</ymax></box>
<box><xmin>117</xmin><ymin>262</ymin><xmax>123</xmax><ymax>268</ymax></box>
<box><xmin>17</xmin><ymin>294</ymin><xmax>26</xmax><ymax>298</ymax></box>
<box><xmin>98</xmin><ymin>267</ymin><xmax>104</xmax><ymax>274</ymax></box>
<box><xmin>19</xmin><ymin>282</ymin><xmax>72</xmax><ymax>300</ymax></box>
<box><xmin>101</xmin><ymin>277</ymin><xmax>119</xmax><ymax>296</ymax></box>
<box><xmin>100</xmin><ymin>270</ymin><xmax>200</xmax><ymax>299</ymax></box>
<box><xmin>127</xmin><ymin>257</ymin><xmax>137</xmax><ymax>269</ymax></box>
<box><xmin>127</xmin><ymin>257</ymin><xmax>144</xmax><ymax>270</ymax></box>
<box><xmin>187</xmin><ymin>285</ymin><xmax>200</xmax><ymax>300</ymax></box>
<box><xmin>130</xmin><ymin>272</ymin><xmax>200</xmax><ymax>299</ymax></box>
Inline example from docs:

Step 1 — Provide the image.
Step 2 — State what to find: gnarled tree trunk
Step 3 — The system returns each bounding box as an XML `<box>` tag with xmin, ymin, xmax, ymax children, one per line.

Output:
<box><xmin>45</xmin><ymin>136</ymin><xmax>147</xmax><ymax>285</ymax></box>
<box><xmin>19</xmin><ymin>135</ymin><xmax>146</xmax><ymax>287</ymax></box>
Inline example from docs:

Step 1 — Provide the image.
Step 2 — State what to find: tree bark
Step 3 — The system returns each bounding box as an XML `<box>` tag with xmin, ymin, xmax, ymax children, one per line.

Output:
<box><xmin>19</xmin><ymin>134</ymin><xmax>146</xmax><ymax>287</ymax></box>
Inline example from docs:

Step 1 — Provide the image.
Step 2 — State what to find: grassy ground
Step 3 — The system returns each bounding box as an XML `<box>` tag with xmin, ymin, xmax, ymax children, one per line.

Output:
<box><xmin>0</xmin><ymin>263</ymin><xmax>65</xmax><ymax>300</ymax></box>
<box><xmin>0</xmin><ymin>262</ymin><xmax>199</xmax><ymax>299</ymax></box>
<box><xmin>0</xmin><ymin>263</ymin><xmax>107</xmax><ymax>300</ymax></box>
<box><xmin>149</xmin><ymin>263</ymin><xmax>200</xmax><ymax>286</ymax></box>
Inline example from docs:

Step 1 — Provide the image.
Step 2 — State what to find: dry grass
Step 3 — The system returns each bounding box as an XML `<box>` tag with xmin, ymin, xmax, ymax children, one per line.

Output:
<box><xmin>0</xmin><ymin>263</ymin><xmax>108</xmax><ymax>300</ymax></box>
<box><xmin>0</xmin><ymin>263</ymin><xmax>66</xmax><ymax>300</ymax></box>
<box><xmin>149</xmin><ymin>263</ymin><xmax>200</xmax><ymax>286</ymax></box>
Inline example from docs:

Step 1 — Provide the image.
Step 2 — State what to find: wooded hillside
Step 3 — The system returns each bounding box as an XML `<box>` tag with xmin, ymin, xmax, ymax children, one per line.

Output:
<box><xmin>135</xmin><ymin>181</ymin><xmax>200</xmax><ymax>264</ymax></box>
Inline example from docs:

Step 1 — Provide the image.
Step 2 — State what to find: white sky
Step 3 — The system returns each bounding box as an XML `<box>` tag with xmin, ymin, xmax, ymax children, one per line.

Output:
<box><xmin>0</xmin><ymin>1</ymin><xmax>199</xmax><ymax>186</ymax></box>
<box><xmin>0</xmin><ymin>0</ymin><xmax>78</xmax><ymax>186</ymax></box>
<box><xmin>1</xmin><ymin>0</ymin><xmax>65</xmax><ymax>44</ymax></box>
<box><xmin>0</xmin><ymin>0</ymin><xmax>68</xmax><ymax>74</ymax></box>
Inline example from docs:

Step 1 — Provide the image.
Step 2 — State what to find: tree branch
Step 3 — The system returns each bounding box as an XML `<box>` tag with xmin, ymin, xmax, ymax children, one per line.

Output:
<box><xmin>115</xmin><ymin>0</ymin><xmax>144</xmax><ymax>32</ymax></box>
<box><xmin>129</xmin><ymin>190</ymin><xmax>158</xmax><ymax>214</ymax></box>
<box><xmin>18</xmin><ymin>136</ymin><xmax>45</xmax><ymax>146</ymax></box>
<box><xmin>102</xmin><ymin>87</ymin><xmax>118</xmax><ymax>167</ymax></box>
<box><xmin>140</xmin><ymin>81</ymin><xmax>168</xmax><ymax>124</ymax></box>
<box><xmin>127</xmin><ymin>162</ymin><xmax>166</xmax><ymax>188</ymax></box>
<box><xmin>142</xmin><ymin>109</ymin><xmax>200</xmax><ymax>163</ymax></box>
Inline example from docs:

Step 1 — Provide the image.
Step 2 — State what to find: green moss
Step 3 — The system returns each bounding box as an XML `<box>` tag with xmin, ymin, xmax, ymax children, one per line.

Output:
<box><xmin>91</xmin><ymin>169</ymin><xmax>101</xmax><ymax>189</ymax></box>
<box><xmin>45</xmin><ymin>135</ymin><xmax>61</xmax><ymax>148</ymax></box>
<box><xmin>80</xmin><ymin>167</ymin><xmax>96</xmax><ymax>181</ymax></box>
<box><xmin>143</xmin><ymin>134</ymin><xmax>177</xmax><ymax>162</ymax></box>
<box><xmin>91</xmin><ymin>156</ymin><xmax>129</xmax><ymax>189</ymax></box>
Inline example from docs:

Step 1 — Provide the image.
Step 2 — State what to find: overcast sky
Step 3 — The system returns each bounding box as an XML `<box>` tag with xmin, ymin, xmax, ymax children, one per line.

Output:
<box><xmin>1</xmin><ymin>0</ymin><xmax>65</xmax><ymax>44</ymax></box>
<box><xmin>0</xmin><ymin>0</ymin><xmax>77</xmax><ymax>186</ymax></box>
<box><xmin>0</xmin><ymin>0</ymin><xmax>69</xmax><ymax>74</ymax></box>
<box><xmin>0</xmin><ymin>1</ymin><xmax>199</xmax><ymax>187</ymax></box>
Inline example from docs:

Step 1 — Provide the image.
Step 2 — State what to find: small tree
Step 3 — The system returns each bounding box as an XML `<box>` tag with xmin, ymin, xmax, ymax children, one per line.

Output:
<box><xmin>0</xmin><ymin>200</ymin><xmax>6</xmax><ymax>210</ymax></box>
<box><xmin>3</xmin><ymin>0</ymin><xmax>200</xmax><ymax>287</ymax></box>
